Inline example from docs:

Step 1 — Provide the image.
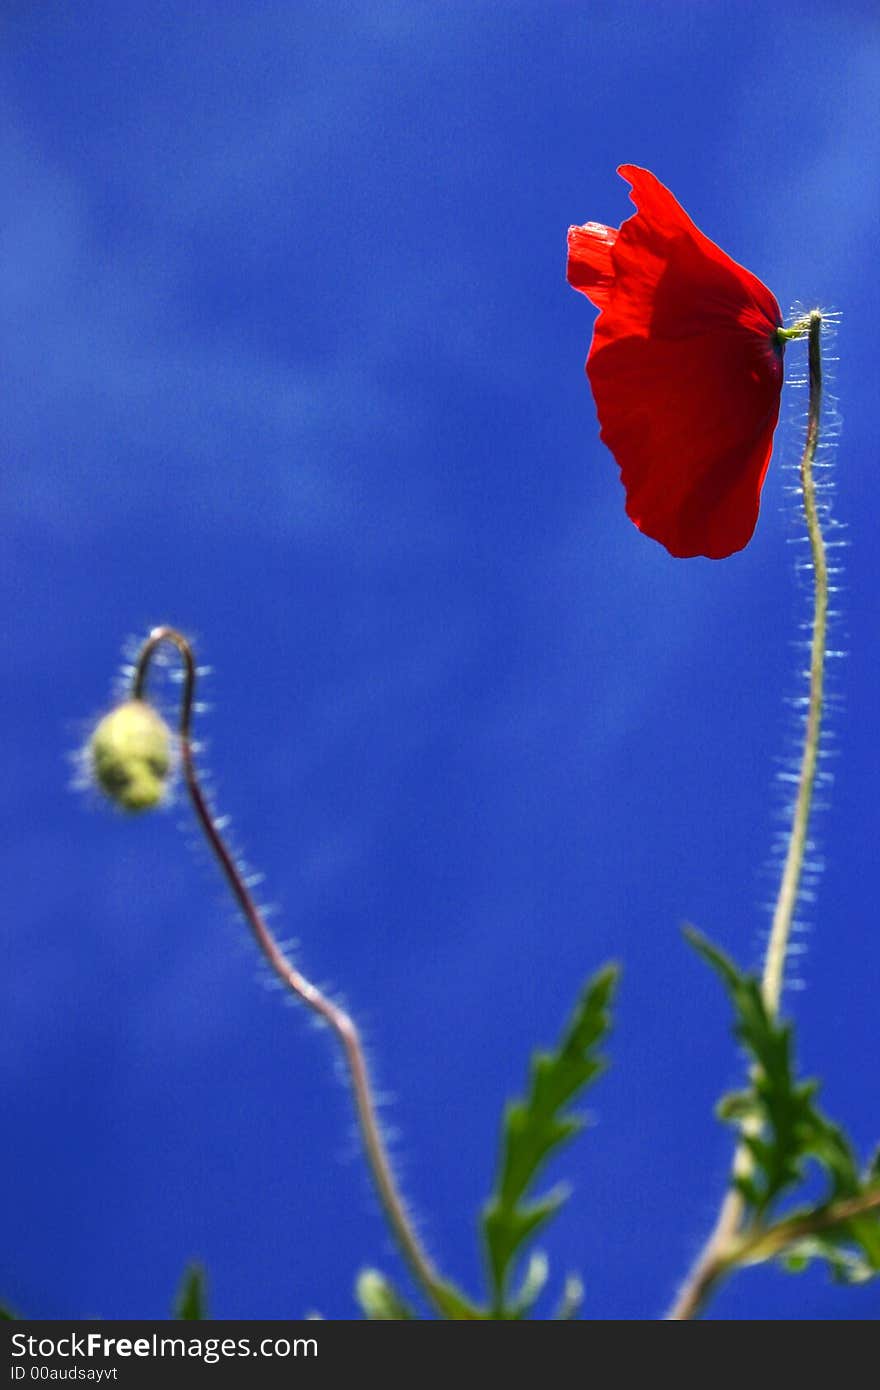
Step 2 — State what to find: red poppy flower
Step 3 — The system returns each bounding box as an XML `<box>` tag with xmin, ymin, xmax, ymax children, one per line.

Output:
<box><xmin>567</xmin><ymin>165</ymin><xmax>784</xmax><ymax>558</ymax></box>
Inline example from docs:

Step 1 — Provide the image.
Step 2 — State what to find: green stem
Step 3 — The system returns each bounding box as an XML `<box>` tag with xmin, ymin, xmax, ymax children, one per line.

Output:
<box><xmin>667</xmin><ymin>311</ymin><xmax>827</xmax><ymax>1321</ymax></box>
<box><xmin>762</xmin><ymin>311</ymin><xmax>826</xmax><ymax>1013</ymax></box>
<box><xmin>732</xmin><ymin>1187</ymin><xmax>880</xmax><ymax>1268</ymax></box>
<box><xmin>675</xmin><ymin>1185</ymin><xmax>880</xmax><ymax>1311</ymax></box>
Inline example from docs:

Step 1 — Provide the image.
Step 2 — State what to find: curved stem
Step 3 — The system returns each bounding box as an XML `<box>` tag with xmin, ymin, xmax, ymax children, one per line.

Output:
<box><xmin>132</xmin><ymin>626</ymin><xmax>452</xmax><ymax>1316</ymax></box>
<box><xmin>668</xmin><ymin>311</ymin><xmax>827</xmax><ymax>1321</ymax></box>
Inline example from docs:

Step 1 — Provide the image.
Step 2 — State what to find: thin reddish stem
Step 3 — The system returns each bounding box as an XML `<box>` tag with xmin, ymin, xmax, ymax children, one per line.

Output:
<box><xmin>132</xmin><ymin>626</ymin><xmax>451</xmax><ymax>1315</ymax></box>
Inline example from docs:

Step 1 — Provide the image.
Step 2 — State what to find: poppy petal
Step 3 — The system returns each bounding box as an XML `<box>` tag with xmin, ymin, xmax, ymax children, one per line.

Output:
<box><xmin>567</xmin><ymin>166</ymin><xmax>784</xmax><ymax>558</ymax></box>
<box><xmin>566</xmin><ymin>221</ymin><xmax>618</xmax><ymax>309</ymax></box>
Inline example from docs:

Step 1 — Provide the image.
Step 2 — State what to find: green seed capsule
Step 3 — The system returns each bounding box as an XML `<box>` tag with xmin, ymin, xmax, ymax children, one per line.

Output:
<box><xmin>89</xmin><ymin>699</ymin><xmax>173</xmax><ymax>812</ymax></box>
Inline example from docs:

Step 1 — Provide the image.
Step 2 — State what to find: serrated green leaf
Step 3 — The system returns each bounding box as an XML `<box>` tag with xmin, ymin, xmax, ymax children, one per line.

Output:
<box><xmin>686</xmin><ymin>926</ymin><xmax>880</xmax><ymax>1286</ymax></box>
<box><xmin>685</xmin><ymin>928</ymin><xmax>864</xmax><ymax>1217</ymax></box>
<box><xmin>481</xmin><ymin>963</ymin><xmax>618</xmax><ymax>1314</ymax></box>
<box><xmin>174</xmin><ymin>1263</ymin><xmax>207</xmax><ymax>1320</ymax></box>
<box><xmin>683</xmin><ymin>929</ymin><xmax>742</xmax><ymax>994</ymax></box>
<box><xmin>483</xmin><ymin>1188</ymin><xmax>567</xmax><ymax>1304</ymax></box>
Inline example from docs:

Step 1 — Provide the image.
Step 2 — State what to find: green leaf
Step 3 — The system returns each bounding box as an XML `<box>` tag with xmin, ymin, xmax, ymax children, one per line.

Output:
<box><xmin>481</xmin><ymin>963</ymin><xmax>619</xmax><ymax>1314</ymax></box>
<box><xmin>780</xmin><ymin>1233</ymin><xmax>877</xmax><ymax>1286</ymax></box>
<box><xmin>355</xmin><ymin>1269</ymin><xmax>415</xmax><ymax>1320</ymax></box>
<box><xmin>426</xmin><ymin>1278</ymin><xmax>489</xmax><ymax>1320</ymax></box>
<box><xmin>507</xmin><ymin>1250</ymin><xmax>549</xmax><ymax>1319</ymax></box>
<box><xmin>686</xmin><ymin>927</ymin><xmax>880</xmax><ymax>1283</ymax></box>
<box><xmin>716</xmin><ymin>1090</ymin><xmax>757</xmax><ymax>1123</ymax></box>
<box><xmin>685</xmin><ymin>928</ymin><xmax>863</xmax><ymax>1215</ymax></box>
<box><xmin>0</xmin><ymin>1302</ymin><xmax>17</xmax><ymax>1319</ymax></box>
<box><xmin>552</xmin><ymin>1274</ymin><xmax>584</xmax><ymax>1321</ymax></box>
<box><xmin>174</xmin><ymin>1263</ymin><xmax>207</xmax><ymax>1320</ymax></box>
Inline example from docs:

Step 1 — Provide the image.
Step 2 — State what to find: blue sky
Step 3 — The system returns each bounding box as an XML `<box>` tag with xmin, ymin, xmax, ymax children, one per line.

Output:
<box><xmin>2</xmin><ymin>1</ymin><xmax>879</xmax><ymax>1321</ymax></box>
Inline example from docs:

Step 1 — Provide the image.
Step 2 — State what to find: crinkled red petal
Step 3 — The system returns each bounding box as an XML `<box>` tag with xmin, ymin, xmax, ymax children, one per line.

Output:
<box><xmin>566</xmin><ymin>222</ymin><xmax>618</xmax><ymax>310</ymax></box>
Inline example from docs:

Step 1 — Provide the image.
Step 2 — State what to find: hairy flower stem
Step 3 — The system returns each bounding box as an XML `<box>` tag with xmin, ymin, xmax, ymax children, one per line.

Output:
<box><xmin>668</xmin><ymin>311</ymin><xmax>827</xmax><ymax>1321</ymax></box>
<box><xmin>131</xmin><ymin>627</ymin><xmax>453</xmax><ymax>1318</ymax></box>
<box><xmin>762</xmin><ymin>312</ymin><xmax>827</xmax><ymax>1014</ymax></box>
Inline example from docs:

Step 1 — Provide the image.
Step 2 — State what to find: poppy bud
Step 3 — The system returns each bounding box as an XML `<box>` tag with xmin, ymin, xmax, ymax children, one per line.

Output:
<box><xmin>89</xmin><ymin>698</ymin><xmax>173</xmax><ymax>812</ymax></box>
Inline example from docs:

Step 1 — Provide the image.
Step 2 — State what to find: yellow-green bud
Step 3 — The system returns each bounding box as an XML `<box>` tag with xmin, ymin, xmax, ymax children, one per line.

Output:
<box><xmin>89</xmin><ymin>699</ymin><xmax>173</xmax><ymax>812</ymax></box>
<box><xmin>355</xmin><ymin>1269</ymin><xmax>412</xmax><ymax>1320</ymax></box>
